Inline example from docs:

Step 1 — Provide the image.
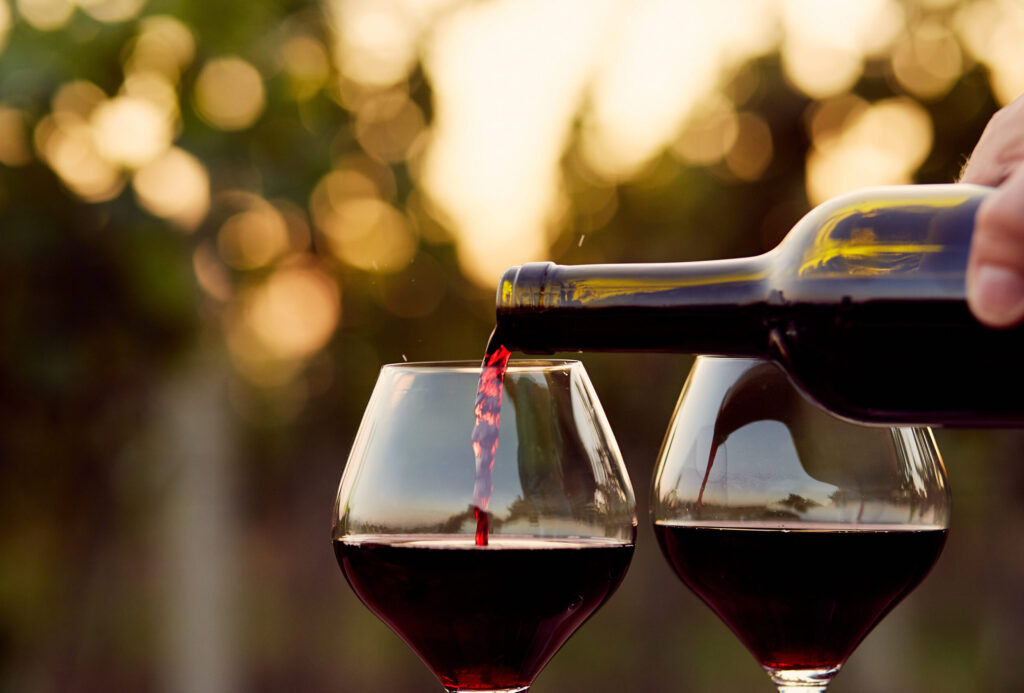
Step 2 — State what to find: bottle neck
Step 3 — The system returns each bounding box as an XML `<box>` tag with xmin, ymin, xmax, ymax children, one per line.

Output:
<box><xmin>495</xmin><ymin>256</ymin><xmax>773</xmax><ymax>355</ymax></box>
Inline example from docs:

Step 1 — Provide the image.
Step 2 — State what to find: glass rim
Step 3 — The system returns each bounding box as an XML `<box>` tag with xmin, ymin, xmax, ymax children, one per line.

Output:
<box><xmin>381</xmin><ymin>358</ymin><xmax>582</xmax><ymax>373</ymax></box>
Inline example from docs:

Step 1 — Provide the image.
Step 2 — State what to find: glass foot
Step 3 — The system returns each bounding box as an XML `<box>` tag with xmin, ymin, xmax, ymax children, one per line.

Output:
<box><xmin>766</xmin><ymin>665</ymin><xmax>840</xmax><ymax>692</ymax></box>
<box><xmin>444</xmin><ymin>689</ymin><xmax>529</xmax><ymax>693</ymax></box>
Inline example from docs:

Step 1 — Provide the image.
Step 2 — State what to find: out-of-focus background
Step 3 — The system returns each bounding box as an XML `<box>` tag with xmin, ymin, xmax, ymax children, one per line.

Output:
<box><xmin>2</xmin><ymin>0</ymin><xmax>1024</xmax><ymax>691</ymax></box>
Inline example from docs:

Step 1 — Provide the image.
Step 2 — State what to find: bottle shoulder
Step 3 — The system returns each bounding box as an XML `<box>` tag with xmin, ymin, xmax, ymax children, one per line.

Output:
<box><xmin>770</xmin><ymin>184</ymin><xmax>991</xmax><ymax>301</ymax></box>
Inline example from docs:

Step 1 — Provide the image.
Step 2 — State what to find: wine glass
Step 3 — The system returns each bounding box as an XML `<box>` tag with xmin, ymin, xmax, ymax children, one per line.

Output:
<box><xmin>333</xmin><ymin>360</ymin><xmax>637</xmax><ymax>693</ymax></box>
<box><xmin>651</xmin><ymin>356</ymin><xmax>950</xmax><ymax>692</ymax></box>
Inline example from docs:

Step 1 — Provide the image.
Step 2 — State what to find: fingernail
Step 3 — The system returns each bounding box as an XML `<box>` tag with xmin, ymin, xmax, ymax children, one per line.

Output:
<box><xmin>968</xmin><ymin>264</ymin><xmax>1024</xmax><ymax>327</ymax></box>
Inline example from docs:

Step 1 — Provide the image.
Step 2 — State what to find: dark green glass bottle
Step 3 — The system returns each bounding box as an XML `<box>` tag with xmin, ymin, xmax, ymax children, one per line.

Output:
<box><xmin>494</xmin><ymin>184</ymin><xmax>1024</xmax><ymax>426</ymax></box>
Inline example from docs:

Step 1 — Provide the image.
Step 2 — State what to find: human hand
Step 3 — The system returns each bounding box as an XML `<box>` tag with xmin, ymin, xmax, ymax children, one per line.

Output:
<box><xmin>961</xmin><ymin>94</ymin><xmax>1024</xmax><ymax>328</ymax></box>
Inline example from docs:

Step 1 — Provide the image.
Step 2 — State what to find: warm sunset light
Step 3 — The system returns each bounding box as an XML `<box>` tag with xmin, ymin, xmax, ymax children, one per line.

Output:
<box><xmin>0</xmin><ymin>106</ymin><xmax>31</xmax><ymax>166</ymax></box>
<box><xmin>581</xmin><ymin>0</ymin><xmax>776</xmax><ymax>181</ymax></box>
<box><xmin>17</xmin><ymin>0</ymin><xmax>74</xmax><ymax>31</ymax></box>
<box><xmin>671</xmin><ymin>94</ymin><xmax>739</xmax><ymax>167</ymax></box>
<box><xmin>225</xmin><ymin>259</ymin><xmax>340</xmax><ymax>384</ymax></box>
<box><xmin>194</xmin><ymin>57</ymin><xmax>266</xmax><ymax>131</ymax></box>
<box><xmin>955</xmin><ymin>0</ymin><xmax>1024</xmax><ymax>105</ymax></box>
<box><xmin>778</xmin><ymin>0</ymin><xmax>902</xmax><ymax>98</ymax></box>
<box><xmin>326</xmin><ymin>0</ymin><xmax>451</xmax><ymax>88</ymax></box>
<box><xmin>132</xmin><ymin>146</ymin><xmax>210</xmax><ymax>231</ymax></box>
<box><xmin>806</xmin><ymin>97</ymin><xmax>932</xmax><ymax>204</ymax></box>
<box><xmin>354</xmin><ymin>88</ymin><xmax>425</xmax><ymax>163</ymax></box>
<box><xmin>192</xmin><ymin>241</ymin><xmax>233</xmax><ymax>302</ymax></box>
<box><xmin>420</xmin><ymin>0</ymin><xmax>611</xmax><ymax>286</ymax></box>
<box><xmin>890</xmin><ymin>21</ymin><xmax>962</xmax><ymax>100</ymax></box>
<box><xmin>279</xmin><ymin>34</ymin><xmax>331</xmax><ymax>101</ymax></box>
<box><xmin>91</xmin><ymin>95</ymin><xmax>173</xmax><ymax>168</ymax></box>
<box><xmin>121</xmin><ymin>71</ymin><xmax>180</xmax><ymax>127</ymax></box>
<box><xmin>6</xmin><ymin>2</ymin><xmax>1024</xmax><ymax>692</ymax></box>
<box><xmin>217</xmin><ymin>199</ymin><xmax>291</xmax><ymax>271</ymax></box>
<box><xmin>126</xmin><ymin>15</ymin><xmax>195</xmax><ymax>79</ymax></box>
<box><xmin>35</xmin><ymin>112</ymin><xmax>125</xmax><ymax>202</ymax></box>
<box><xmin>725</xmin><ymin>113</ymin><xmax>774</xmax><ymax>182</ymax></box>
<box><xmin>0</xmin><ymin>0</ymin><xmax>10</xmax><ymax>51</ymax></box>
<box><xmin>319</xmin><ymin>197</ymin><xmax>417</xmax><ymax>273</ymax></box>
<box><xmin>77</xmin><ymin>0</ymin><xmax>145</xmax><ymax>23</ymax></box>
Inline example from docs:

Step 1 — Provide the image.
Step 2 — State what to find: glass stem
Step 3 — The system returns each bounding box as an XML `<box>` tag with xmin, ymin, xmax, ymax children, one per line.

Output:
<box><xmin>767</xmin><ymin>666</ymin><xmax>837</xmax><ymax>692</ymax></box>
<box><xmin>444</xmin><ymin>689</ymin><xmax>529</xmax><ymax>693</ymax></box>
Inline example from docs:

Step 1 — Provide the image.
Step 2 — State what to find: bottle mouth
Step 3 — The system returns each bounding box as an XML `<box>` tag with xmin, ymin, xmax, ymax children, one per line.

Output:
<box><xmin>496</xmin><ymin>261</ymin><xmax>556</xmax><ymax>314</ymax></box>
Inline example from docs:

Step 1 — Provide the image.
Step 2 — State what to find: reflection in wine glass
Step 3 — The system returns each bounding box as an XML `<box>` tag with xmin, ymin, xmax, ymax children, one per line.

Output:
<box><xmin>333</xmin><ymin>360</ymin><xmax>637</xmax><ymax>693</ymax></box>
<box><xmin>652</xmin><ymin>357</ymin><xmax>950</xmax><ymax>692</ymax></box>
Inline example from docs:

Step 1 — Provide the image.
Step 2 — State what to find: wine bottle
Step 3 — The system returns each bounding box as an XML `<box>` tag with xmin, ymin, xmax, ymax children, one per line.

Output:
<box><xmin>494</xmin><ymin>183</ymin><xmax>1024</xmax><ymax>426</ymax></box>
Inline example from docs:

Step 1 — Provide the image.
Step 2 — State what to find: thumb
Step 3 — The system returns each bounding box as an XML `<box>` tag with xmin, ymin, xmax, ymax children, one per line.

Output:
<box><xmin>966</xmin><ymin>167</ymin><xmax>1024</xmax><ymax>328</ymax></box>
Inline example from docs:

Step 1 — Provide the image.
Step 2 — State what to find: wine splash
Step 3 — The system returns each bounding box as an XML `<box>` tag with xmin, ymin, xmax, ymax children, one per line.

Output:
<box><xmin>472</xmin><ymin>334</ymin><xmax>511</xmax><ymax>546</ymax></box>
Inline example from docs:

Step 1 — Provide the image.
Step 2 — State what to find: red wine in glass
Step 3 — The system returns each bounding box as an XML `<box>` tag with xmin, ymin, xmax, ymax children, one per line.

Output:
<box><xmin>471</xmin><ymin>333</ymin><xmax>511</xmax><ymax>546</ymax></box>
<box><xmin>335</xmin><ymin>534</ymin><xmax>634</xmax><ymax>691</ymax></box>
<box><xmin>654</xmin><ymin>522</ymin><xmax>947</xmax><ymax>672</ymax></box>
<box><xmin>334</xmin><ymin>360</ymin><xmax>637</xmax><ymax>691</ymax></box>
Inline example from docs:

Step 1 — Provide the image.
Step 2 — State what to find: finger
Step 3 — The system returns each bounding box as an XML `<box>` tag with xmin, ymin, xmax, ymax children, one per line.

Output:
<box><xmin>966</xmin><ymin>164</ymin><xmax>1024</xmax><ymax>327</ymax></box>
<box><xmin>961</xmin><ymin>96</ymin><xmax>1024</xmax><ymax>186</ymax></box>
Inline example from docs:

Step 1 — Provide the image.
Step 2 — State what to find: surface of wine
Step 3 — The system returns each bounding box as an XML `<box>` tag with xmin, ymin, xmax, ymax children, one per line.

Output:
<box><xmin>471</xmin><ymin>340</ymin><xmax>511</xmax><ymax>545</ymax></box>
<box><xmin>335</xmin><ymin>535</ymin><xmax>634</xmax><ymax>691</ymax></box>
<box><xmin>654</xmin><ymin>522</ymin><xmax>947</xmax><ymax>671</ymax></box>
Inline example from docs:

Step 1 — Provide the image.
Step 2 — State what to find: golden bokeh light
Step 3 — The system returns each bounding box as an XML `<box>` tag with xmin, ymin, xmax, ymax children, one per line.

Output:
<box><xmin>806</xmin><ymin>97</ymin><xmax>932</xmax><ymax>205</ymax></box>
<box><xmin>132</xmin><ymin>146</ymin><xmax>210</xmax><ymax>231</ymax></box>
<box><xmin>780</xmin><ymin>36</ymin><xmax>861</xmax><ymax>101</ymax></box>
<box><xmin>891</xmin><ymin>22</ymin><xmax>963</xmax><ymax>100</ymax></box>
<box><xmin>125</xmin><ymin>15</ymin><xmax>196</xmax><ymax>80</ymax></box>
<box><xmin>192</xmin><ymin>241</ymin><xmax>233</xmax><ymax>302</ymax></box>
<box><xmin>217</xmin><ymin>201</ymin><xmax>291</xmax><ymax>271</ymax></box>
<box><xmin>311</xmin><ymin>169</ymin><xmax>379</xmax><ymax>227</ymax></box>
<box><xmin>247</xmin><ymin>264</ymin><xmax>340</xmax><ymax>359</ymax></box>
<box><xmin>122</xmin><ymin>71</ymin><xmax>181</xmax><ymax>128</ymax></box>
<box><xmin>77</xmin><ymin>0</ymin><xmax>145</xmax><ymax>23</ymax></box>
<box><xmin>310</xmin><ymin>155</ymin><xmax>397</xmax><ymax>226</ymax></box>
<box><xmin>671</xmin><ymin>94</ymin><xmax>739</xmax><ymax>166</ymax></box>
<box><xmin>404</xmin><ymin>186</ymin><xmax>454</xmax><ymax>245</ymax></box>
<box><xmin>0</xmin><ymin>0</ymin><xmax>11</xmax><ymax>53</ymax></box>
<box><xmin>91</xmin><ymin>96</ymin><xmax>173</xmax><ymax>169</ymax></box>
<box><xmin>194</xmin><ymin>57</ymin><xmax>266</xmax><ymax>131</ymax></box>
<box><xmin>955</xmin><ymin>0</ymin><xmax>1024</xmax><ymax>105</ymax></box>
<box><xmin>16</xmin><ymin>0</ymin><xmax>73</xmax><ymax>31</ymax></box>
<box><xmin>34</xmin><ymin>113</ymin><xmax>125</xmax><ymax>202</ymax></box>
<box><xmin>805</xmin><ymin>94</ymin><xmax>868</xmax><ymax>147</ymax></box>
<box><xmin>270</xmin><ymin>198</ymin><xmax>312</xmax><ymax>255</ymax></box>
<box><xmin>724</xmin><ymin>112</ymin><xmax>773</xmax><ymax>181</ymax></box>
<box><xmin>52</xmin><ymin>80</ymin><xmax>107</xmax><ymax>119</ymax></box>
<box><xmin>0</xmin><ymin>106</ymin><xmax>32</xmax><ymax>166</ymax></box>
<box><xmin>280</xmin><ymin>34</ymin><xmax>330</xmax><ymax>100</ymax></box>
<box><xmin>354</xmin><ymin>88</ymin><xmax>425</xmax><ymax>163</ymax></box>
<box><xmin>225</xmin><ymin>260</ymin><xmax>340</xmax><ymax>385</ymax></box>
<box><xmin>422</xmin><ymin>0</ymin><xmax>613</xmax><ymax>287</ymax></box>
<box><xmin>318</xmin><ymin>197</ymin><xmax>417</xmax><ymax>273</ymax></box>
<box><xmin>582</xmin><ymin>0</ymin><xmax>777</xmax><ymax>181</ymax></box>
<box><xmin>417</xmin><ymin>0</ymin><xmax>783</xmax><ymax>286</ymax></box>
<box><xmin>779</xmin><ymin>0</ymin><xmax>902</xmax><ymax>98</ymax></box>
<box><xmin>326</xmin><ymin>0</ymin><xmax>451</xmax><ymax>88</ymax></box>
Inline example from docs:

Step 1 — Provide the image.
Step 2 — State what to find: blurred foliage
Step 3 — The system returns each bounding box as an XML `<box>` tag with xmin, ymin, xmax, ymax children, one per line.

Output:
<box><xmin>2</xmin><ymin>0</ymin><xmax>1024</xmax><ymax>691</ymax></box>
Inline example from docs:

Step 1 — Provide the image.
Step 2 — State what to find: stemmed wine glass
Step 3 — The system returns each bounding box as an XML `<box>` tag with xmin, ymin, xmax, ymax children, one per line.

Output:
<box><xmin>651</xmin><ymin>357</ymin><xmax>950</xmax><ymax>692</ymax></box>
<box><xmin>333</xmin><ymin>360</ymin><xmax>637</xmax><ymax>693</ymax></box>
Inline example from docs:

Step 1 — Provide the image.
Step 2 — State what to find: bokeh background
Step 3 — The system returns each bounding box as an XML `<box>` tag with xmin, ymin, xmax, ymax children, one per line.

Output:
<box><xmin>3</xmin><ymin>0</ymin><xmax>1024</xmax><ymax>691</ymax></box>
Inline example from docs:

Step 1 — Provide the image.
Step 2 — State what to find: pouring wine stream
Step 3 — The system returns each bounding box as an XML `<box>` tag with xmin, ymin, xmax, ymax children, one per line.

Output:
<box><xmin>472</xmin><ymin>333</ymin><xmax>511</xmax><ymax>546</ymax></box>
